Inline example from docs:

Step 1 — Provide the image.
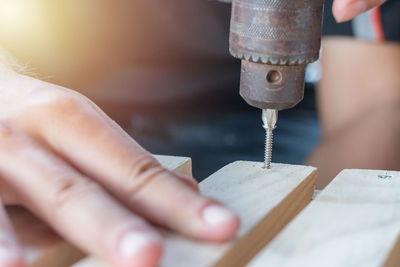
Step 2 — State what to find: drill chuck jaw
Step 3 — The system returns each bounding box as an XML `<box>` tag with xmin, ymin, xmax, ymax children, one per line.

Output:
<box><xmin>229</xmin><ymin>0</ymin><xmax>324</xmax><ymax>111</ymax></box>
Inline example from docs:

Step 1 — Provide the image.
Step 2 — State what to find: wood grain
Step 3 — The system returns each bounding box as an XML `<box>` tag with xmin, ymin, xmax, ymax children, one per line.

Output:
<box><xmin>75</xmin><ymin>162</ymin><xmax>317</xmax><ymax>267</ymax></box>
<box><xmin>14</xmin><ymin>155</ymin><xmax>192</xmax><ymax>267</ymax></box>
<box><xmin>249</xmin><ymin>169</ymin><xmax>400</xmax><ymax>267</ymax></box>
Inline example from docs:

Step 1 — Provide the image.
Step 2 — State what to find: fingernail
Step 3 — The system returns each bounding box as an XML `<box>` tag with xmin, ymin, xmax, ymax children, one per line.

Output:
<box><xmin>119</xmin><ymin>231</ymin><xmax>162</xmax><ymax>259</ymax></box>
<box><xmin>202</xmin><ymin>205</ymin><xmax>236</xmax><ymax>226</ymax></box>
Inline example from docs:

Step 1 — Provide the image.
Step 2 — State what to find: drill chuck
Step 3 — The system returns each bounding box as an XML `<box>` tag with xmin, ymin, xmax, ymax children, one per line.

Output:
<box><xmin>229</xmin><ymin>0</ymin><xmax>324</xmax><ymax>110</ymax></box>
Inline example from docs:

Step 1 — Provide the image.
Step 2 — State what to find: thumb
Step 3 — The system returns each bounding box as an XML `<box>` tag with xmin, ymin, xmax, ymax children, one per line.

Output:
<box><xmin>333</xmin><ymin>0</ymin><xmax>386</xmax><ymax>22</ymax></box>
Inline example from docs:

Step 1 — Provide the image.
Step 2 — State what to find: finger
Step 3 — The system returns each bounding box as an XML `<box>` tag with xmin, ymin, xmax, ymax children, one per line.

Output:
<box><xmin>128</xmin><ymin>169</ymin><xmax>240</xmax><ymax>241</ymax></box>
<box><xmin>333</xmin><ymin>0</ymin><xmax>386</xmax><ymax>22</ymax></box>
<box><xmin>34</xmin><ymin>96</ymin><xmax>239</xmax><ymax>241</ymax></box>
<box><xmin>0</xmin><ymin>123</ymin><xmax>162</xmax><ymax>267</ymax></box>
<box><xmin>166</xmin><ymin>172</ymin><xmax>199</xmax><ymax>191</ymax></box>
<box><xmin>0</xmin><ymin>200</ymin><xmax>24</xmax><ymax>267</ymax></box>
<box><xmin>21</xmin><ymin>91</ymin><xmax>198</xmax><ymax>190</ymax></box>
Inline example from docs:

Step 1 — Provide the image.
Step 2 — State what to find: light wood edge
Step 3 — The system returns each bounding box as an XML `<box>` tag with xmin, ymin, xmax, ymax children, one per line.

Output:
<box><xmin>28</xmin><ymin>155</ymin><xmax>192</xmax><ymax>267</ymax></box>
<box><xmin>153</xmin><ymin>155</ymin><xmax>193</xmax><ymax>178</ymax></box>
<box><xmin>172</xmin><ymin>158</ymin><xmax>192</xmax><ymax>178</ymax></box>
<box><xmin>384</xmin><ymin>235</ymin><xmax>400</xmax><ymax>267</ymax></box>
<box><xmin>214</xmin><ymin>169</ymin><xmax>317</xmax><ymax>267</ymax></box>
<box><xmin>30</xmin><ymin>243</ymin><xmax>86</xmax><ymax>267</ymax></box>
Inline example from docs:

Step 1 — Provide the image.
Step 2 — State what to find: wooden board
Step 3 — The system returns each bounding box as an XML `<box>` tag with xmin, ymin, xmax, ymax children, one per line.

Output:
<box><xmin>15</xmin><ymin>155</ymin><xmax>192</xmax><ymax>267</ymax></box>
<box><xmin>155</xmin><ymin>155</ymin><xmax>192</xmax><ymax>178</ymax></box>
<box><xmin>74</xmin><ymin>162</ymin><xmax>317</xmax><ymax>267</ymax></box>
<box><xmin>248</xmin><ymin>169</ymin><xmax>400</xmax><ymax>267</ymax></box>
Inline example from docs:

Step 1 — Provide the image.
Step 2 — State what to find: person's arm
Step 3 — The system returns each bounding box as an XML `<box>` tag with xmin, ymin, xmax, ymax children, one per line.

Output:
<box><xmin>0</xmin><ymin>49</ymin><xmax>239</xmax><ymax>267</ymax></box>
<box><xmin>306</xmin><ymin>38</ymin><xmax>400</xmax><ymax>189</ymax></box>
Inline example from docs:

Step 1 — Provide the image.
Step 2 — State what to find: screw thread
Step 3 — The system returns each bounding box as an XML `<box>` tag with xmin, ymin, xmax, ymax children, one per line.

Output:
<box><xmin>264</xmin><ymin>129</ymin><xmax>273</xmax><ymax>169</ymax></box>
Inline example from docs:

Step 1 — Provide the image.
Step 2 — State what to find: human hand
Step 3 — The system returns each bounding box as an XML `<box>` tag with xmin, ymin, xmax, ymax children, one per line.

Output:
<box><xmin>0</xmin><ymin>69</ymin><xmax>239</xmax><ymax>267</ymax></box>
<box><xmin>333</xmin><ymin>0</ymin><xmax>386</xmax><ymax>22</ymax></box>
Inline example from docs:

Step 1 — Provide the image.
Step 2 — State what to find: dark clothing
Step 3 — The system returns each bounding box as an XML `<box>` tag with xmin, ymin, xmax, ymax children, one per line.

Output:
<box><xmin>381</xmin><ymin>1</ymin><xmax>400</xmax><ymax>42</ymax></box>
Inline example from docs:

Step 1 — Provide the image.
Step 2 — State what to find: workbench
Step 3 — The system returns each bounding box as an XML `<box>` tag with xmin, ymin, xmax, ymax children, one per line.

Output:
<box><xmin>13</xmin><ymin>155</ymin><xmax>400</xmax><ymax>267</ymax></box>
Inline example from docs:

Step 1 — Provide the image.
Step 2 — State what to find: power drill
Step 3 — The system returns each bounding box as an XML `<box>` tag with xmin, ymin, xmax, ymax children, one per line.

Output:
<box><xmin>229</xmin><ymin>0</ymin><xmax>324</xmax><ymax>168</ymax></box>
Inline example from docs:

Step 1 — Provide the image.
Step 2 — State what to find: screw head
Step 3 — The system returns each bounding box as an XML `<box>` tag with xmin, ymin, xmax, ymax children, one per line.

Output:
<box><xmin>378</xmin><ymin>175</ymin><xmax>392</xmax><ymax>179</ymax></box>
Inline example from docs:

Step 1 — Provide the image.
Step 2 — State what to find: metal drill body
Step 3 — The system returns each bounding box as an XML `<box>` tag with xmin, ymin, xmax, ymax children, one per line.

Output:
<box><xmin>229</xmin><ymin>0</ymin><xmax>324</xmax><ymax>167</ymax></box>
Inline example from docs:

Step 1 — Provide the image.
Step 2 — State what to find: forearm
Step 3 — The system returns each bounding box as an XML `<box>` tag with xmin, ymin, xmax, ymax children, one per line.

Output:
<box><xmin>307</xmin><ymin>104</ymin><xmax>400</xmax><ymax>189</ymax></box>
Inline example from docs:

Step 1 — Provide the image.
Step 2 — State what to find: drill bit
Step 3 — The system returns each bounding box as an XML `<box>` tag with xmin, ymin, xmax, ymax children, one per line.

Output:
<box><xmin>262</xmin><ymin>109</ymin><xmax>278</xmax><ymax>169</ymax></box>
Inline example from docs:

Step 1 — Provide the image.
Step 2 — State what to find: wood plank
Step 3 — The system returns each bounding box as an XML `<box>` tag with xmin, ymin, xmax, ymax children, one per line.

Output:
<box><xmin>16</xmin><ymin>155</ymin><xmax>192</xmax><ymax>267</ymax></box>
<box><xmin>155</xmin><ymin>155</ymin><xmax>192</xmax><ymax>178</ymax></box>
<box><xmin>30</xmin><ymin>242</ymin><xmax>85</xmax><ymax>267</ymax></box>
<box><xmin>248</xmin><ymin>169</ymin><xmax>400</xmax><ymax>267</ymax></box>
<box><xmin>75</xmin><ymin>162</ymin><xmax>317</xmax><ymax>267</ymax></box>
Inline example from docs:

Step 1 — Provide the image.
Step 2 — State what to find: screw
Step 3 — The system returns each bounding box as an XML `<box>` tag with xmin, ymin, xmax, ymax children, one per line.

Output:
<box><xmin>262</xmin><ymin>109</ymin><xmax>278</xmax><ymax>169</ymax></box>
<box><xmin>263</xmin><ymin>128</ymin><xmax>273</xmax><ymax>169</ymax></box>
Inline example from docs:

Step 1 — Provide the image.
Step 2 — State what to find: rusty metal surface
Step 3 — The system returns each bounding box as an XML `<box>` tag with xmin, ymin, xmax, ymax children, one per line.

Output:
<box><xmin>229</xmin><ymin>0</ymin><xmax>324</xmax><ymax>64</ymax></box>
<box><xmin>229</xmin><ymin>0</ymin><xmax>324</xmax><ymax>110</ymax></box>
<box><xmin>240</xmin><ymin>60</ymin><xmax>306</xmax><ymax>110</ymax></box>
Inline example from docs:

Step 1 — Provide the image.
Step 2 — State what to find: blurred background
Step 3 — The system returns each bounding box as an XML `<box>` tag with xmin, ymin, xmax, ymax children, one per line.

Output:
<box><xmin>0</xmin><ymin>0</ymin><xmax>320</xmax><ymax>180</ymax></box>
